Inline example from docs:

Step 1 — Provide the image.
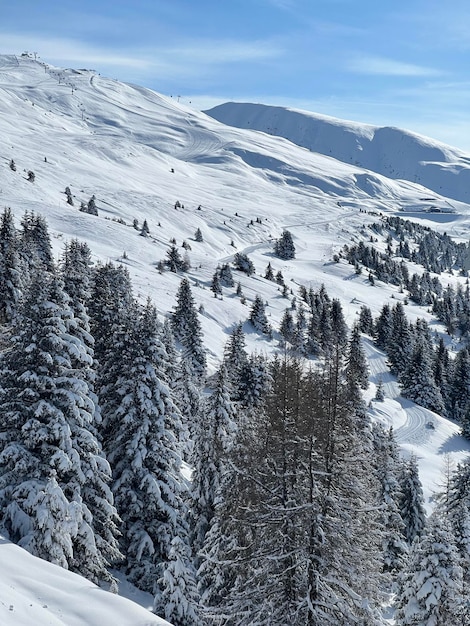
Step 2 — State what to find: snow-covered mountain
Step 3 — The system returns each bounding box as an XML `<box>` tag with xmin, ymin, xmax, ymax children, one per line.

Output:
<box><xmin>2</xmin><ymin>52</ymin><xmax>470</xmax><ymax>623</ymax></box>
<box><xmin>206</xmin><ymin>101</ymin><xmax>470</xmax><ymax>205</ymax></box>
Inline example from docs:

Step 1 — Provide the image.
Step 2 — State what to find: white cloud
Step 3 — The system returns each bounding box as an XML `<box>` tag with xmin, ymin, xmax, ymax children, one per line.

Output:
<box><xmin>0</xmin><ymin>32</ymin><xmax>283</xmax><ymax>84</ymax></box>
<box><xmin>347</xmin><ymin>55</ymin><xmax>442</xmax><ymax>77</ymax></box>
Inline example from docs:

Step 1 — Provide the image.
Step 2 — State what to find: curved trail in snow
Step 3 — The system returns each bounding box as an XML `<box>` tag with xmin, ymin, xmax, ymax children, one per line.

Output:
<box><xmin>363</xmin><ymin>337</ymin><xmax>470</xmax><ymax>509</ymax></box>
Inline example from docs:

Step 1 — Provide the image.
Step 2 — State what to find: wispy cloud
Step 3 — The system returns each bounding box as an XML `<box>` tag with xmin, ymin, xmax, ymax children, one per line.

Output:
<box><xmin>0</xmin><ymin>32</ymin><xmax>283</xmax><ymax>82</ymax></box>
<box><xmin>0</xmin><ymin>34</ymin><xmax>151</xmax><ymax>70</ymax></box>
<box><xmin>347</xmin><ymin>55</ymin><xmax>443</xmax><ymax>77</ymax></box>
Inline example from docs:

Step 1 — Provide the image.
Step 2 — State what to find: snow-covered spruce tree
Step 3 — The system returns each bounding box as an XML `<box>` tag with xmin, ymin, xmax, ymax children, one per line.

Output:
<box><xmin>372</xmin><ymin>426</ymin><xmax>408</xmax><ymax>574</ymax></box>
<box><xmin>158</xmin><ymin>535</ymin><xmax>202</xmax><ymax>626</ymax></box>
<box><xmin>172</xmin><ymin>277</ymin><xmax>206</xmax><ymax>383</ymax></box>
<box><xmin>219</xmin><ymin>262</ymin><xmax>234</xmax><ymax>287</ymax></box>
<box><xmin>375</xmin><ymin>378</ymin><xmax>386</xmax><ymax>401</ymax></box>
<box><xmin>264</xmin><ymin>261</ymin><xmax>275</xmax><ymax>281</ymax></box>
<box><xmin>87</xmin><ymin>262</ymin><xmax>135</xmax><ymax>385</ymax></box>
<box><xmin>140</xmin><ymin>219</ymin><xmax>150</xmax><ymax>237</ymax></box>
<box><xmin>346</xmin><ymin>323</ymin><xmax>370</xmax><ymax>391</ymax></box>
<box><xmin>100</xmin><ymin>299</ymin><xmax>197</xmax><ymax>618</ymax></box>
<box><xmin>291</xmin><ymin>303</ymin><xmax>308</xmax><ymax>354</ymax></box>
<box><xmin>358</xmin><ymin>304</ymin><xmax>374</xmax><ymax>335</ymax></box>
<box><xmin>399</xmin><ymin>336</ymin><xmax>445</xmax><ymax>414</ymax></box>
<box><xmin>18</xmin><ymin>212</ymin><xmax>55</xmax><ymax>274</ymax></box>
<box><xmin>387</xmin><ymin>302</ymin><xmax>413</xmax><ymax>377</ymax></box>
<box><xmin>433</xmin><ymin>337</ymin><xmax>451</xmax><ymax>413</ymax></box>
<box><xmin>0</xmin><ymin>271</ymin><xmax>120</xmax><ymax>586</ymax></box>
<box><xmin>238</xmin><ymin>353</ymin><xmax>271</xmax><ymax>411</ymax></box>
<box><xmin>222</xmin><ymin>321</ymin><xmax>249</xmax><ymax>402</ymax></box>
<box><xmin>0</xmin><ymin>207</ymin><xmax>23</xmax><ymax>324</ymax></box>
<box><xmin>233</xmin><ymin>252</ymin><xmax>255</xmax><ymax>276</ymax></box>
<box><xmin>172</xmin><ymin>358</ymin><xmax>199</xmax><ymax>459</ymax></box>
<box><xmin>274</xmin><ymin>229</ymin><xmax>295</xmax><ymax>260</ymax></box>
<box><xmin>394</xmin><ymin>509</ymin><xmax>468</xmax><ymax>625</ymax></box>
<box><xmin>375</xmin><ymin>303</ymin><xmax>393</xmax><ymax>351</ymax></box>
<box><xmin>165</xmin><ymin>244</ymin><xmax>189</xmax><ymax>272</ymax></box>
<box><xmin>449</xmin><ymin>347</ymin><xmax>470</xmax><ymax>434</ymax></box>
<box><xmin>443</xmin><ymin>459</ymin><xmax>470</xmax><ymax>589</ymax></box>
<box><xmin>398</xmin><ymin>455</ymin><xmax>426</xmax><ymax>545</ymax></box>
<box><xmin>279</xmin><ymin>308</ymin><xmax>295</xmax><ymax>347</ymax></box>
<box><xmin>248</xmin><ymin>294</ymin><xmax>272</xmax><ymax>337</ymax></box>
<box><xmin>157</xmin><ymin>317</ymin><xmax>182</xmax><ymax>387</ymax></box>
<box><xmin>190</xmin><ymin>363</ymin><xmax>238</xmax><ymax>569</ymax></box>
<box><xmin>159</xmin><ymin>317</ymin><xmax>197</xmax><ymax>456</ymax></box>
<box><xmin>59</xmin><ymin>244</ymin><xmax>123</xmax><ymax>579</ymax></box>
<box><xmin>210</xmin><ymin>270</ymin><xmax>222</xmax><ymax>297</ymax></box>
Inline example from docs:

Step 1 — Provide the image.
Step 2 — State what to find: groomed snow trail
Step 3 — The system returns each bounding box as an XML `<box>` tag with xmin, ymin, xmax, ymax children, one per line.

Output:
<box><xmin>364</xmin><ymin>338</ymin><xmax>470</xmax><ymax>511</ymax></box>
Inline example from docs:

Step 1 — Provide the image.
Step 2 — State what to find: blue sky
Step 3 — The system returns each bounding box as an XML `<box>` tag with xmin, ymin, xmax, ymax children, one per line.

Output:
<box><xmin>3</xmin><ymin>0</ymin><xmax>470</xmax><ymax>150</ymax></box>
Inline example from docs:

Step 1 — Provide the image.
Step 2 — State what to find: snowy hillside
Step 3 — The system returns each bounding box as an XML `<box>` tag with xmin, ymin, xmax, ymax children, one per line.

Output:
<box><xmin>2</xmin><ymin>52</ymin><xmax>470</xmax><ymax>623</ymax></box>
<box><xmin>0</xmin><ymin>535</ymin><xmax>171</xmax><ymax>626</ymax></box>
<box><xmin>206</xmin><ymin>101</ymin><xmax>470</xmax><ymax>204</ymax></box>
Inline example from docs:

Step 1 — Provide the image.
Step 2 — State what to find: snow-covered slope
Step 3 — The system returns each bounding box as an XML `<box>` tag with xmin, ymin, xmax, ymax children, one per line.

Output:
<box><xmin>2</xmin><ymin>52</ymin><xmax>470</xmax><ymax>621</ymax></box>
<box><xmin>205</xmin><ymin>102</ymin><xmax>470</xmax><ymax>204</ymax></box>
<box><xmin>0</xmin><ymin>535</ymin><xmax>170</xmax><ymax>626</ymax></box>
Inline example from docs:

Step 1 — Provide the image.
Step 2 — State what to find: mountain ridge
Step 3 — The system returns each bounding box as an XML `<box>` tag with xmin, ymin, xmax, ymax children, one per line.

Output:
<box><xmin>206</xmin><ymin>101</ymin><xmax>470</xmax><ymax>204</ymax></box>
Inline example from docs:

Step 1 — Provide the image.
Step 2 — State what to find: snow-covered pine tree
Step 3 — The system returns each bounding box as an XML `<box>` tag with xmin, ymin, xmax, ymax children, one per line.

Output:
<box><xmin>190</xmin><ymin>363</ymin><xmax>238</xmax><ymax>568</ymax></box>
<box><xmin>358</xmin><ymin>304</ymin><xmax>374</xmax><ymax>335</ymax></box>
<box><xmin>210</xmin><ymin>270</ymin><xmax>222</xmax><ymax>297</ymax></box>
<box><xmin>399</xmin><ymin>335</ymin><xmax>445</xmax><ymax>414</ymax></box>
<box><xmin>219</xmin><ymin>262</ymin><xmax>234</xmax><ymax>287</ymax></box>
<box><xmin>394</xmin><ymin>510</ymin><xmax>467</xmax><ymax>625</ymax></box>
<box><xmin>398</xmin><ymin>456</ymin><xmax>426</xmax><ymax>545</ymax></box>
<box><xmin>101</xmin><ymin>300</ymin><xmax>195</xmax><ymax>613</ymax></box>
<box><xmin>372</xmin><ymin>426</ymin><xmax>408</xmax><ymax>573</ymax></box>
<box><xmin>18</xmin><ymin>212</ymin><xmax>55</xmax><ymax>274</ymax></box>
<box><xmin>387</xmin><ymin>302</ymin><xmax>413</xmax><ymax>376</ymax></box>
<box><xmin>0</xmin><ymin>207</ymin><xmax>23</xmax><ymax>324</ymax></box>
<box><xmin>449</xmin><ymin>347</ymin><xmax>470</xmax><ymax>434</ymax></box>
<box><xmin>345</xmin><ymin>323</ymin><xmax>370</xmax><ymax>391</ymax></box>
<box><xmin>158</xmin><ymin>535</ymin><xmax>202</xmax><ymax>626</ymax></box>
<box><xmin>222</xmin><ymin>322</ymin><xmax>249</xmax><ymax>402</ymax></box>
<box><xmin>278</xmin><ymin>308</ymin><xmax>295</xmax><ymax>347</ymax></box>
<box><xmin>248</xmin><ymin>294</ymin><xmax>272</xmax><ymax>337</ymax></box>
<box><xmin>172</xmin><ymin>278</ymin><xmax>206</xmax><ymax>383</ymax></box>
<box><xmin>274</xmin><ymin>229</ymin><xmax>295</xmax><ymax>260</ymax></box>
<box><xmin>375</xmin><ymin>303</ymin><xmax>393</xmax><ymax>351</ymax></box>
<box><xmin>0</xmin><ymin>271</ymin><xmax>120</xmax><ymax>586</ymax></box>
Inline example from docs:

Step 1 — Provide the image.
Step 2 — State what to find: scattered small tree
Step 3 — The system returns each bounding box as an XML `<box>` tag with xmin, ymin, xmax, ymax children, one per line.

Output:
<box><xmin>233</xmin><ymin>252</ymin><xmax>255</xmax><ymax>276</ymax></box>
<box><xmin>64</xmin><ymin>187</ymin><xmax>74</xmax><ymax>206</ymax></box>
<box><xmin>274</xmin><ymin>230</ymin><xmax>295</xmax><ymax>260</ymax></box>
<box><xmin>249</xmin><ymin>295</ymin><xmax>272</xmax><ymax>337</ymax></box>
<box><xmin>140</xmin><ymin>219</ymin><xmax>150</xmax><ymax>237</ymax></box>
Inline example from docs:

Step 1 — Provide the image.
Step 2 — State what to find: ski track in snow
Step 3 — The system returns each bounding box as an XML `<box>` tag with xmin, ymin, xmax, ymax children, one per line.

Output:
<box><xmin>364</xmin><ymin>338</ymin><xmax>470</xmax><ymax>510</ymax></box>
